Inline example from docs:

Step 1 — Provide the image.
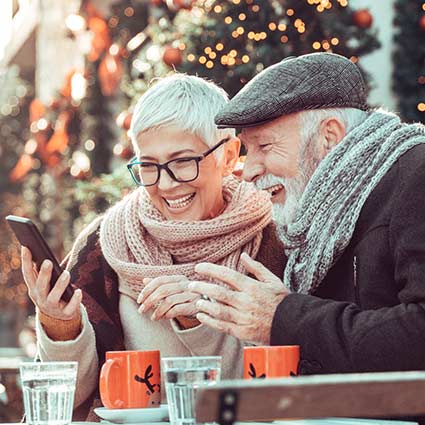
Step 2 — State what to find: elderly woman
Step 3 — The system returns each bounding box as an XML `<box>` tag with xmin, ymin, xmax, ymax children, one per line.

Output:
<box><xmin>20</xmin><ymin>74</ymin><xmax>284</xmax><ymax>421</ymax></box>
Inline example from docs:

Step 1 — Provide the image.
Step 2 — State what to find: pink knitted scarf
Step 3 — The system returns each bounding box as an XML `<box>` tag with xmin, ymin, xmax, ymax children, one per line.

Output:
<box><xmin>99</xmin><ymin>176</ymin><xmax>272</xmax><ymax>300</ymax></box>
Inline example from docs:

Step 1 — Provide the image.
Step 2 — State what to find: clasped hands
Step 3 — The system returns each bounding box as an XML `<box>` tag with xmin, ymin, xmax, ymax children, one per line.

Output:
<box><xmin>137</xmin><ymin>253</ymin><xmax>289</xmax><ymax>344</ymax></box>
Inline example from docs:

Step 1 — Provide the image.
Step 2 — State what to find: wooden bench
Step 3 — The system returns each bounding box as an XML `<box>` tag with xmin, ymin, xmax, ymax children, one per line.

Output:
<box><xmin>195</xmin><ymin>371</ymin><xmax>425</xmax><ymax>425</ymax></box>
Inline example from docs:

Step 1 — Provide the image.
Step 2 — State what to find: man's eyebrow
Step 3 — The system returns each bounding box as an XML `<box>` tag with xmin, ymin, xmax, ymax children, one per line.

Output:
<box><xmin>140</xmin><ymin>149</ymin><xmax>198</xmax><ymax>161</ymax></box>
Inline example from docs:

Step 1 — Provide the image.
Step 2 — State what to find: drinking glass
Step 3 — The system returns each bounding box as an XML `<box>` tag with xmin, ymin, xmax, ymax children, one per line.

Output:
<box><xmin>162</xmin><ymin>356</ymin><xmax>221</xmax><ymax>425</ymax></box>
<box><xmin>20</xmin><ymin>361</ymin><xmax>78</xmax><ymax>425</ymax></box>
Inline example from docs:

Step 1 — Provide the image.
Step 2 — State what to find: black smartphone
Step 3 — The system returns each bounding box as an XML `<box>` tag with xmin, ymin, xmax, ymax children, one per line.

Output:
<box><xmin>5</xmin><ymin>215</ymin><xmax>74</xmax><ymax>302</ymax></box>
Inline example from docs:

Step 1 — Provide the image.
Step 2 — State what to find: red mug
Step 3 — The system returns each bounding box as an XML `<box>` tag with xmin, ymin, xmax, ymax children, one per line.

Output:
<box><xmin>99</xmin><ymin>350</ymin><xmax>160</xmax><ymax>409</ymax></box>
<box><xmin>243</xmin><ymin>345</ymin><xmax>300</xmax><ymax>379</ymax></box>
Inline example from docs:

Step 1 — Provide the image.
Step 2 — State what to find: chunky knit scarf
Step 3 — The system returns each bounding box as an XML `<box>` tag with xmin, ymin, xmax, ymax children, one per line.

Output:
<box><xmin>280</xmin><ymin>109</ymin><xmax>425</xmax><ymax>294</ymax></box>
<box><xmin>99</xmin><ymin>175</ymin><xmax>272</xmax><ymax>300</ymax></box>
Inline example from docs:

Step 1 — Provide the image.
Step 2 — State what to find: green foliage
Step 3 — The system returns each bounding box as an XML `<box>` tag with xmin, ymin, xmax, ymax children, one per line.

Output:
<box><xmin>393</xmin><ymin>0</ymin><xmax>425</xmax><ymax>123</ymax></box>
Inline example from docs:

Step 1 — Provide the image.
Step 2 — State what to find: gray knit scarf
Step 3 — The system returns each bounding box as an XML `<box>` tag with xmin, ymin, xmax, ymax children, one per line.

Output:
<box><xmin>280</xmin><ymin>109</ymin><xmax>425</xmax><ymax>294</ymax></box>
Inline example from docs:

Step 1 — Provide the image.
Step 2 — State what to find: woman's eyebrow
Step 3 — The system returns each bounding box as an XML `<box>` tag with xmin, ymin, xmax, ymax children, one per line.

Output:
<box><xmin>139</xmin><ymin>149</ymin><xmax>198</xmax><ymax>161</ymax></box>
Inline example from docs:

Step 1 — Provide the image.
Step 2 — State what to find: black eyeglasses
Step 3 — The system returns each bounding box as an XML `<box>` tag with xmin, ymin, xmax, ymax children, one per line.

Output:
<box><xmin>127</xmin><ymin>137</ymin><xmax>230</xmax><ymax>187</ymax></box>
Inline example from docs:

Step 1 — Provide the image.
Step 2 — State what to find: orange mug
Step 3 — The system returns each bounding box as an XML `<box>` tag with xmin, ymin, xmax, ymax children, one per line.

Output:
<box><xmin>100</xmin><ymin>350</ymin><xmax>160</xmax><ymax>409</ymax></box>
<box><xmin>243</xmin><ymin>345</ymin><xmax>300</xmax><ymax>379</ymax></box>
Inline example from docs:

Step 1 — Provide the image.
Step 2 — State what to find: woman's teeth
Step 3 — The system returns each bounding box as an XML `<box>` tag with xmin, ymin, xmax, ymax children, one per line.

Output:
<box><xmin>165</xmin><ymin>193</ymin><xmax>196</xmax><ymax>208</ymax></box>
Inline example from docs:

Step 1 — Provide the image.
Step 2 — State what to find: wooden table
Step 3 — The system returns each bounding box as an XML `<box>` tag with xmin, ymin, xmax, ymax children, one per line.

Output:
<box><xmin>195</xmin><ymin>371</ymin><xmax>425</xmax><ymax>425</ymax></box>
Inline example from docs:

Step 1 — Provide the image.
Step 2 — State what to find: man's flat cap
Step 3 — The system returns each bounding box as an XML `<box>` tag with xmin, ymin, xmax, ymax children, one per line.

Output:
<box><xmin>215</xmin><ymin>52</ymin><xmax>368</xmax><ymax>129</ymax></box>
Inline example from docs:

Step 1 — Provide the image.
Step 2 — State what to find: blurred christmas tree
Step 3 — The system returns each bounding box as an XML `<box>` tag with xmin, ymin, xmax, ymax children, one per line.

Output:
<box><xmin>127</xmin><ymin>0</ymin><xmax>380</xmax><ymax>101</ymax></box>
<box><xmin>393</xmin><ymin>0</ymin><xmax>425</xmax><ymax>124</ymax></box>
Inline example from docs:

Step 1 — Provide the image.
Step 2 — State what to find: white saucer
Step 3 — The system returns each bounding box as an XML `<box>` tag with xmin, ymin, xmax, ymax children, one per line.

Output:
<box><xmin>94</xmin><ymin>404</ymin><xmax>169</xmax><ymax>424</ymax></box>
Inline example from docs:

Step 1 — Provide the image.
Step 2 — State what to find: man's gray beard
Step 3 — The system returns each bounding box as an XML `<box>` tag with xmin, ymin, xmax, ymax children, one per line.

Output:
<box><xmin>254</xmin><ymin>133</ymin><xmax>322</xmax><ymax>242</ymax></box>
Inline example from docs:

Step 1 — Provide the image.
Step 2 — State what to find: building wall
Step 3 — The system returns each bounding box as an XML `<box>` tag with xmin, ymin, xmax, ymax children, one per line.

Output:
<box><xmin>351</xmin><ymin>0</ymin><xmax>397</xmax><ymax>110</ymax></box>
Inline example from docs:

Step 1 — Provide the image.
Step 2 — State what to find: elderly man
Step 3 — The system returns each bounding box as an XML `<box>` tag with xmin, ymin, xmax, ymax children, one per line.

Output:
<box><xmin>189</xmin><ymin>52</ymin><xmax>425</xmax><ymax>374</ymax></box>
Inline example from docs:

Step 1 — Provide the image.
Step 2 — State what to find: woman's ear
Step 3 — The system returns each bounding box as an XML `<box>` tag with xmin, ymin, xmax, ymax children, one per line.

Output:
<box><xmin>222</xmin><ymin>137</ymin><xmax>241</xmax><ymax>176</ymax></box>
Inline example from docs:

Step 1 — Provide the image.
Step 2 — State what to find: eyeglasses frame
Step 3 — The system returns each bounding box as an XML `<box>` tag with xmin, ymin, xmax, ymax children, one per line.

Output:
<box><xmin>127</xmin><ymin>136</ymin><xmax>231</xmax><ymax>187</ymax></box>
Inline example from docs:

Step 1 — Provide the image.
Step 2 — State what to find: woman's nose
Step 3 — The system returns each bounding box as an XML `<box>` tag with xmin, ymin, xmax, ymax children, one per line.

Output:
<box><xmin>157</xmin><ymin>168</ymin><xmax>179</xmax><ymax>191</ymax></box>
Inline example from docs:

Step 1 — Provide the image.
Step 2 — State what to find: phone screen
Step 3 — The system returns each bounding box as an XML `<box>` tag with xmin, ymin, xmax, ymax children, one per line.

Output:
<box><xmin>5</xmin><ymin>215</ymin><xmax>74</xmax><ymax>302</ymax></box>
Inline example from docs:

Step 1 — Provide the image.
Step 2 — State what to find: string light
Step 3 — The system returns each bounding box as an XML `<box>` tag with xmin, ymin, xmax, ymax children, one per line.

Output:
<box><xmin>331</xmin><ymin>37</ymin><xmax>339</xmax><ymax>46</ymax></box>
<box><xmin>228</xmin><ymin>57</ymin><xmax>236</xmax><ymax>66</ymax></box>
<box><xmin>242</xmin><ymin>55</ymin><xmax>250</xmax><ymax>63</ymax></box>
<box><xmin>268</xmin><ymin>22</ymin><xmax>277</xmax><ymax>31</ymax></box>
<box><xmin>252</xmin><ymin>5</ymin><xmax>260</xmax><ymax>12</ymax></box>
<box><xmin>312</xmin><ymin>41</ymin><xmax>321</xmax><ymax>50</ymax></box>
<box><xmin>350</xmin><ymin>56</ymin><xmax>358</xmax><ymax>63</ymax></box>
<box><xmin>124</xmin><ymin>7</ymin><xmax>134</xmax><ymax>17</ymax></box>
<box><xmin>239</xmin><ymin>13</ymin><xmax>246</xmax><ymax>20</ymax></box>
<box><xmin>85</xmin><ymin>139</ymin><xmax>96</xmax><ymax>151</ymax></box>
<box><xmin>209</xmin><ymin>51</ymin><xmax>217</xmax><ymax>59</ymax></box>
<box><xmin>199</xmin><ymin>56</ymin><xmax>207</xmax><ymax>64</ymax></box>
<box><xmin>206</xmin><ymin>61</ymin><xmax>214</xmax><ymax>69</ymax></box>
<box><xmin>225</xmin><ymin>16</ymin><xmax>232</xmax><ymax>24</ymax></box>
<box><xmin>237</xmin><ymin>26</ymin><xmax>245</xmax><ymax>34</ymax></box>
<box><xmin>322</xmin><ymin>41</ymin><xmax>331</xmax><ymax>49</ymax></box>
<box><xmin>281</xmin><ymin>35</ymin><xmax>289</xmax><ymax>43</ymax></box>
<box><xmin>278</xmin><ymin>23</ymin><xmax>287</xmax><ymax>31</ymax></box>
<box><xmin>204</xmin><ymin>47</ymin><xmax>212</xmax><ymax>54</ymax></box>
<box><xmin>221</xmin><ymin>55</ymin><xmax>228</xmax><ymax>65</ymax></box>
<box><xmin>232</xmin><ymin>31</ymin><xmax>239</xmax><ymax>38</ymax></box>
<box><xmin>187</xmin><ymin>53</ymin><xmax>196</xmax><ymax>62</ymax></box>
<box><xmin>287</xmin><ymin>9</ymin><xmax>295</xmax><ymax>16</ymax></box>
<box><xmin>214</xmin><ymin>5</ymin><xmax>222</xmax><ymax>12</ymax></box>
<box><xmin>232</xmin><ymin>0</ymin><xmax>241</xmax><ymax>4</ymax></box>
<box><xmin>418</xmin><ymin>103</ymin><xmax>425</xmax><ymax>112</ymax></box>
<box><xmin>418</xmin><ymin>76</ymin><xmax>425</xmax><ymax>84</ymax></box>
<box><xmin>216</xmin><ymin>43</ymin><xmax>224</xmax><ymax>51</ymax></box>
<box><xmin>248</xmin><ymin>31</ymin><xmax>255</xmax><ymax>39</ymax></box>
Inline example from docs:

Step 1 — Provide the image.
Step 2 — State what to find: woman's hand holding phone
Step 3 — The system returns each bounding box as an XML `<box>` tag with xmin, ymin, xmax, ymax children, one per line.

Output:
<box><xmin>21</xmin><ymin>246</ymin><xmax>82</xmax><ymax>321</ymax></box>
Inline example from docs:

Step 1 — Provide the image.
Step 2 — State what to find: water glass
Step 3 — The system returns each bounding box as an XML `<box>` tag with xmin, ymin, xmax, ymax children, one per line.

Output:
<box><xmin>20</xmin><ymin>361</ymin><xmax>78</xmax><ymax>425</ymax></box>
<box><xmin>162</xmin><ymin>356</ymin><xmax>221</xmax><ymax>425</ymax></box>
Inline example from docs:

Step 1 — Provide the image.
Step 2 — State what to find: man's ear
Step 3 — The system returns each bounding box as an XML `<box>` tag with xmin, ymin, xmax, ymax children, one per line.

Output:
<box><xmin>222</xmin><ymin>137</ymin><xmax>241</xmax><ymax>176</ymax></box>
<box><xmin>319</xmin><ymin>118</ymin><xmax>346</xmax><ymax>154</ymax></box>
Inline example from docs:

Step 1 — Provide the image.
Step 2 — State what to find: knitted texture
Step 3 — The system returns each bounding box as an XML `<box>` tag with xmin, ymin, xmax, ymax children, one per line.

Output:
<box><xmin>99</xmin><ymin>175</ymin><xmax>272</xmax><ymax>300</ymax></box>
<box><xmin>281</xmin><ymin>109</ymin><xmax>425</xmax><ymax>294</ymax></box>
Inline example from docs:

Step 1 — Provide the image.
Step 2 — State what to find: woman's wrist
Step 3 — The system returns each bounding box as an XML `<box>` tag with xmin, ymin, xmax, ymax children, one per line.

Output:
<box><xmin>38</xmin><ymin>308</ymin><xmax>82</xmax><ymax>341</ymax></box>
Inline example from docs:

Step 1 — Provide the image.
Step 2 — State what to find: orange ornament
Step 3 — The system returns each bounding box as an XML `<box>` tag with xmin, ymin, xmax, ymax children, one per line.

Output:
<box><xmin>98</xmin><ymin>53</ymin><xmax>123</xmax><ymax>96</ymax></box>
<box><xmin>419</xmin><ymin>15</ymin><xmax>425</xmax><ymax>31</ymax></box>
<box><xmin>353</xmin><ymin>9</ymin><xmax>373</xmax><ymax>29</ymax></box>
<box><xmin>9</xmin><ymin>154</ymin><xmax>34</xmax><ymax>182</ymax></box>
<box><xmin>88</xmin><ymin>16</ymin><xmax>111</xmax><ymax>62</ymax></box>
<box><xmin>162</xmin><ymin>46</ymin><xmax>183</xmax><ymax>67</ymax></box>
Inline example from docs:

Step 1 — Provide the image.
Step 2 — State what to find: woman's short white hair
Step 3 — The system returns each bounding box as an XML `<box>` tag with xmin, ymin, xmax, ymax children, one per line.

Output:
<box><xmin>130</xmin><ymin>73</ymin><xmax>235</xmax><ymax>158</ymax></box>
<box><xmin>298</xmin><ymin>107</ymin><xmax>369</xmax><ymax>141</ymax></box>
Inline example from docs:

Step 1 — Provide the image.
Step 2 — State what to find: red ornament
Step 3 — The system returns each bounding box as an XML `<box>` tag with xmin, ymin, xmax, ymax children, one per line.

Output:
<box><xmin>166</xmin><ymin>0</ymin><xmax>194</xmax><ymax>11</ymax></box>
<box><xmin>353</xmin><ymin>9</ymin><xmax>373</xmax><ymax>29</ymax></box>
<box><xmin>162</xmin><ymin>46</ymin><xmax>183</xmax><ymax>67</ymax></box>
<box><xmin>114</xmin><ymin>143</ymin><xmax>134</xmax><ymax>160</ymax></box>
<box><xmin>419</xmin><ymin>15</ymin><xmax>425</xmax><ymax>32</ymax></box>
<box><xmin>116</xmin><ymin>111</ymin><xmax>133</xmax><ymax>130</ymax></box>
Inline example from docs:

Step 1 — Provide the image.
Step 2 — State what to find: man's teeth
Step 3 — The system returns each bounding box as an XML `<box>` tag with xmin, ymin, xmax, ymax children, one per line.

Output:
<box><xmin>265</xmin><ymin>184</ymin><xmax>284</xmax><ymax>196</ymax></box>
<box><xmin>165</xmin><ymin>193</ymin><xmax>195</xmax><ymax>208</ymax></box>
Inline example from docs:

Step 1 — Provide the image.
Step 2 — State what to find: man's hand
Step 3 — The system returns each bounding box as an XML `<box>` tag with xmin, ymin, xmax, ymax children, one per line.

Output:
<box><xmin>189</xmin><ymin>252</ymin><xmax>289</xmax><ymax>344</ymax></box>
<box><xmin>137</xmin><ymin>275</ymin><xmax>201</xmax><ymax>320</ymax></box>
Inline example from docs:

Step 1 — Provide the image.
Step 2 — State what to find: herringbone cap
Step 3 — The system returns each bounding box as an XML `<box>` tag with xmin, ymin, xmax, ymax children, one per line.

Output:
<box><xmin>215</xmin><ymin>52</ymin><xmax>368</xmax><ymax>129</ymax></box>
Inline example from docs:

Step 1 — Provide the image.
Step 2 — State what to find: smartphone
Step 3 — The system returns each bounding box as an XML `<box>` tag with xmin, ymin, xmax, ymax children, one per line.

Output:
<box><xmin>5</xmin><ymin>215</ymin><xmax>74</xmax><ymax>302</ymax></box>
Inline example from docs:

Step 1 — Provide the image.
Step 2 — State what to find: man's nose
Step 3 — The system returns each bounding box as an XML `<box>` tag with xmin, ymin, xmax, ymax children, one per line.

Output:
<box><xmin>242</xmin><ymin>153</ymin><xmax>265</xmax><ymax>183</ymax></box>
<box><xmin>157</xmin><ymin>168</ymin><xmax>179</xmax><ymax>190</ymax></box>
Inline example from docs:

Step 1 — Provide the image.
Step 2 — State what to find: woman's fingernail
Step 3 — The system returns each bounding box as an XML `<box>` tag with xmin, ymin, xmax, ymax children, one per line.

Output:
<box><xmin>61</xmin><ymin>270</ymin><xmax>70</xmax><ymax>281</ymax></box>
<box><xmin>139</xmin><ymin>304</ymin><xmax>145</xmax><ymax>312</ymax></box>
<box><xmin>43</xmin><ymin>260</ymin><xmax>52</xmax><ymax>270</ymax></box>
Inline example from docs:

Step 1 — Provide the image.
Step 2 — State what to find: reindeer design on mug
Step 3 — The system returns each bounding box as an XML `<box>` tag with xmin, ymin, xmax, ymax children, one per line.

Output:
<box><xmin>248</xmin><ymin>363</ymin><xmax>266</xmax><ymax>379</ymax></box>
<box><xmin>134</xmin><ymin>364</ymin><xmax>161</xmax><ymax>406</ymax></box>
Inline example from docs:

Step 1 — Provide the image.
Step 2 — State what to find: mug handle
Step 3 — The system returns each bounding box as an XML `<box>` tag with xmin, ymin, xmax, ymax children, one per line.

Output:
<box><xmin>100</xmin><ymin>358</ymin><xmax>125</xmax><ymax>409</ymax></box>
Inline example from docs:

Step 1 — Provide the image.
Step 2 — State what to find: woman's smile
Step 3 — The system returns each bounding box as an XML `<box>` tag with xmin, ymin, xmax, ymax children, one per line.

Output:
<box><xmin>162</xmin><ymin>192</ymin><xmax>196</xmax><ymax>212</ymax></box>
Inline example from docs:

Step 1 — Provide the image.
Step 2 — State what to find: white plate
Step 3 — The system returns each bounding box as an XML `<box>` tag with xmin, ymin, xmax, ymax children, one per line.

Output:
<box><xmin>94</xmin><ymin>404</ymin><xmax>169</xmax><ymax>424</ymax></box>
